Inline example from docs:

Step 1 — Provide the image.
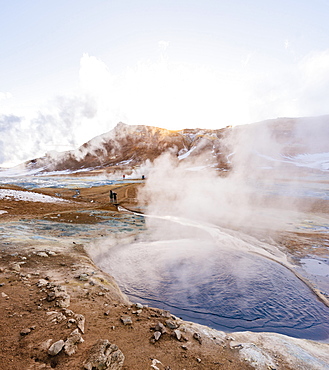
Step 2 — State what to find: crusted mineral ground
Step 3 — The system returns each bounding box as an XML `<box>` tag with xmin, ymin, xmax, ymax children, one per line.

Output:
<box><xmin>0</xmin><ymin>181</ymin><xmax>328</xmax><ymax>370</ymax></box>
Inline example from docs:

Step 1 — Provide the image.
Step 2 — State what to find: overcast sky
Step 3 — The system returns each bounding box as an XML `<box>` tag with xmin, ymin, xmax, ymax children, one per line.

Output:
<box><xmin>1</xmin><ymin>0</ymin><xmax>329</xmax><ymax>167</ymax></box>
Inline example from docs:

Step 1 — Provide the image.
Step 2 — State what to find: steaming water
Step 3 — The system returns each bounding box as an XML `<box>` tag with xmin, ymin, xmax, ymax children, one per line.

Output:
<box><xmin>1</xmin><ymin>173</ymin><xmax>329</xmax><ymax>341</ymax></box>
<box><xmin>95</xmin><ymin>216</ymin><xmax>329</xmax><ymax>342</ymax></box>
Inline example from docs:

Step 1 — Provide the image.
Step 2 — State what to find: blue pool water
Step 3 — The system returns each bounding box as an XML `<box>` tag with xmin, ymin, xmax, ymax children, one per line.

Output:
<box><xmin>96</xmin><ymin>237</ymin><xmax>329</xmax><ymax>341</ymax></box>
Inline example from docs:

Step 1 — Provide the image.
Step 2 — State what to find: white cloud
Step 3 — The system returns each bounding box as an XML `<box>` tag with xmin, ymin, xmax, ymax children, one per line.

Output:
<box><xmin>294</xmin><ymin>50</ymin><xmax>329</xmax><ymax>115</ymax></box>
<box><xmin>2</xmin><ymin>49</ymin><xmax>329</xmax><ymax>168</ymax></box>
<box><xmin>245</xmin><ymin>49</ymin><xmax>329</xmax><ymax>122</ymax></box>
<box><xmin>79</xmin><ymin>53</ymin><xmax>113</xmax><ymax>97</ymax></box>
<box><xmin>158</xmin><ymin>40</ymin><xmax>170</xmax><ymax>52</ymax></box>
<box><xmin>299</xmin><ymin>50</ymin><xmax>329</xmax><ymax>87</ymax></box>
<box><xmin>118</xmin><ymin>61</ymin><xmax>251</xmax><ymax>129</ymax></box>
<box><xmin>0</xmin><ymin>92</ymin><xmax>12</xmax><ymax>100</ymax></box>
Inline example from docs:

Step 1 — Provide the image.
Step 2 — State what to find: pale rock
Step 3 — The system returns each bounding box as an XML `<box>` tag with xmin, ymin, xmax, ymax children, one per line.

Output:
<box><xmin>40</xmin><ymin>339</ymin><xmax>53</xmax><ymax>351</ymax></box>
<box><xmin>120</xmin><ymin>315</ymin><xmax>132</xmax><ymax>325</ymax></box>
<box><xmin>36</xmin><ymin>252</ymin><xmax>49</xmax><ymax>258</ymax></box>
<box><xmin>48</xmin><ymin>340</ymin><xmax>65</xmax><ymax>356</ymax></box>
<box><xmin>10</xmin><ymin>263</ymin><xmax>20</xmax><ymax>272</ymax></box>
<box><xmin>20</xmin><ymin>328</ymin><xmax>31</xmax><ymax>336</ymax></box>
<box><xmin>37</xmin><ymin>279</ymin><xmax>49</xmax><ymax>287</ymax></box>
<box><xmin>83</xmin><ymin>339</ymin><xmax>125</xmax><ymax>370</ymax></box>
<box><xmin>64</xmin><ymin>328</ymin><xmax>84</xmax><ymax>356</ymax></box>
<box><xmin>173</xmin><ymin>329</ymin><xmax>182</xmax><ymax>341</ymax></box>
<box><xmin>154</xmin><ymin>331</ymin><xmax>161</xmax><ymax>341</ymax></box>
<box><xmin>165</xmin><ymin>319</ymin><xmax>178</xmax><ymax>330</ymax></box>
<box><xmin>151</xmin><ymin>359</ymin><xmax>164</xmax><ymax>370</ymax></box>
<box><xmin>154</xmin><ymin>322</ymin><xmax>166</xmax><ymax>333</ymax></box>
<box><xmin>74</xmin><ymin>313</ymin><xmax>85</xmax><ymax>333</ymax></box>
<box><xmin>193</xmin><ymin>332</ymin><xmax>202</xmax><ymax>344</ymax></box>
<box><xmin>230</xmin><ymin>341</ymin><xmax>244</xmax><ymax>349</ymax></box>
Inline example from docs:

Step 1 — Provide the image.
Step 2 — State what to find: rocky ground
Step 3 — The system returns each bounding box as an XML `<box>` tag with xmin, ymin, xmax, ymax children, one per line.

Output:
<box><xmin>0</xmin><ymin>181</ymin><xmax>328</xmax><ymax>370</ymax></box>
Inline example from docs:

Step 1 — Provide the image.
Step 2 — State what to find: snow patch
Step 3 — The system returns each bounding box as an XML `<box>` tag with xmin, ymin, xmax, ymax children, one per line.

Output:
<box><xmin>0</xmin><ymin>189</ymin><xmax>70</xmax><ymax>203</ymax></box>
<box><xmin>0</xmin><ymin>210</ymin><xmax>8</xmax><ymax>215</ymax></box>
<box><xmin>254</xmin><ymin>151</ymin><xmax>329</xmax><ymax>171</ymax></box>
<box><xmin>284</xmin><ymin>152</ymin><xmax>329</xmax><ymax>171</ymax></box>
<box><xmin>178</xmin><ymin>146</ymin><xmax>197</xmax><ymax>160</ymax></box>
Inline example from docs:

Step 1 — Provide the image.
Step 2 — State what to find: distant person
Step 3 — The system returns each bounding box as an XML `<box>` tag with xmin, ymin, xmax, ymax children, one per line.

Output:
<box><xmin>123</xmin><ymin>174</ymin><xmax>125</xmax><ymax>179</ymax></box>
<box><xmin>142</xmin><ymin>175</ymin><xmax>145</xmax><ymax>180</ymax></box>
<box><xmin>109</xmin><ymin>190</ymin><xmax>113</xmax><ymax>202</ymax></box>
<box><xmin>113</xmin><ymin>192</ymin><xmax>117</xmax><ymax>203</ymax></box>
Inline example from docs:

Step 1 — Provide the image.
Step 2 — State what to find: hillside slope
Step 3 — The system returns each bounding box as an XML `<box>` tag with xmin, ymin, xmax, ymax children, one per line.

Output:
<box><xmin>23</xmin><ymin>115</ymin><xmax>329</xmax><ymax>174</ymax></box>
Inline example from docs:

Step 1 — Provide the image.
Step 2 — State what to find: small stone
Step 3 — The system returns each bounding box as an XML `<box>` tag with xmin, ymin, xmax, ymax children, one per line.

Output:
<box><xmin>48</xmin><ymin>340</ymin><xmax>64</xmax><ymax>356</ymax></box>
<box><xmin>230</xmin><ymin>341</ymin><xmax>243</xmax><ymax>349</ymax></box>
<box><xmin>104</xmin><ymin>310</ymin><xmax>110</xmax><ymax>316</ymax></box>
<box><xmin>136</xmin><ymin>303</ymin><xmax>143</xmax><ymax>309</ymax></box>
<box><xmin>56</xmin><ymin>294</ymin><xmax>71</xmax><ymax>308</ymax></box>
<box><xmin>1</xmin><ymin>292</ymin><xmax>8</xmax><ymax>298</ymax></box>
<box><xmin>162</xmin><ymin>310</ymin><xmax>171</xmax><ymax>318</ymax></box>
<box><xmin>120</xmin><ymin>315</ymin><xmax>132</xmax><ymax>325</ymax></box>
<box><xmin>193</xmin><ymin>332</ymin><xmax>202</xmax><ymax>344</ymax></box>
<box><xmin>165</xmin><ymin>319</ymin><xmax>178</xmax><ymax>330</ymax></box>
<box><xmin>78</xmin><ymin>274</ymin><xmax>88</xmax><ymax>281</ymax></box>
<box><xmin>36</xmin><ymin>252</ymin><xmax>48</xmax><ymax>258</ymax></box>
<box><xmin>75</xmin><ymin>313</ymin><xmax>85</xmax><ymax>333</ymax></box>
<box><xmin>181</xmin><ymin>345</ymin><xmax>188</xmax><ymax>350</ymax></box>
<box><xmin>10</xmin><ymin>263</ymin><xmax>20</xmax><ymax>272</ymax></box>
<box><xmin>47</xmin><ymin>292</ymin><xmax>56</xmax><ymax>301</ymax></box>
<box><xmin>154</xmin><ymin>322</ymin><xmax>166</xmax><ymax>333</ymax></box>
<box><xmin>67</xmin><ymin>318</ymin><xmax>76</xmax><ymax>328</ymax></box>
<box><xmin>151</xmin><ymin>359</ymin><xmax>163</xmax><ymax>369</ymax></box>
<box><xmin>37</xmin><ymin>279</ymin><xmax>49</xmax><ymax>287</ymax></box>
<box><xmin>40</xmin><ymin>339</ymin><xmax>53</xmax><ymax>351</ymax></box>
<box><xmin>173</xmin><ymin>329</ymin><xmax>182</xmax><ymax>341</ymax></box>
<box><xmin>154</xmin><ymin>331</ymin><xmax>161</xmax><ymax>341</ymax></box>
<box><xmin>20</xmin><ymin>328</ymin><xmax>31</xmax><ymax>336</ymax></box>
<box><xmin>196</xmin><ymin>358</ymin><xmax>201</xmax><ymax>363</ymax></box>
<box><xmin>63</xmin><ymin>309</ymin><xmax>74</xmax><ymax>317</ymax></box>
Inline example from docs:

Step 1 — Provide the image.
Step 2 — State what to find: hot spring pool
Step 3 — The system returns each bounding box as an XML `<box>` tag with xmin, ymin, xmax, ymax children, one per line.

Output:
<box><xmin>95</xmin><ymin>237</ymin><xmax>329</xmax><ymax>341</ymax></box>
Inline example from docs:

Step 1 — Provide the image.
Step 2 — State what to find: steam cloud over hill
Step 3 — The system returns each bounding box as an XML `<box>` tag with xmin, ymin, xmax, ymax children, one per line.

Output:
<box><xmin>21</xmin><ymin>115</ymin><xmax>329</xmax><ymax>176</ymax></box>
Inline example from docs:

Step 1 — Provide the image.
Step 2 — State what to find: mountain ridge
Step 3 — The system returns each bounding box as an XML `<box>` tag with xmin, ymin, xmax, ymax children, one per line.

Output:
<box><xmin>23</xmin><ymin>115</ymin><xmax>329</xmax><ymax>174</ymax></box>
